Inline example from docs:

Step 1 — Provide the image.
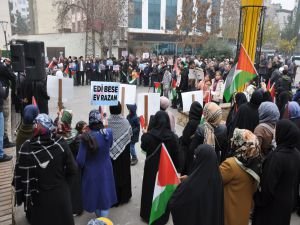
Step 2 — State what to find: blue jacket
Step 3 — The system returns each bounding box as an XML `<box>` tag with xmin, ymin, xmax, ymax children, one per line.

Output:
<box><xmin>126</xmin><ymin>104</ymin><xmax>140</xmax><ymax>143</ymax></box>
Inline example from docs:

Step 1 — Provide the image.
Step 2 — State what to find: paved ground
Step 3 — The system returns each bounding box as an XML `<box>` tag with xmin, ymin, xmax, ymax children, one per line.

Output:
<box><xmin>14</xmin><ymin>85</ymin><xmax>300</xmax><ymax>225</ymax></box>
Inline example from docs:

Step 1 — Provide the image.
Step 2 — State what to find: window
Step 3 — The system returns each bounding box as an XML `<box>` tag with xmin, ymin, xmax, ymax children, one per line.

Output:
<box><xmin>128</xmin><ymin>0</ymin><xmax>142</xmax><ymax>28</ymax></box>
<box><xmin>148</xmin><ymin>0</ymin><xmax>161</xmax><ymax>29</ymax></box>
<box><xmin>166</xmin><ymin>0</ymin><xmax>177</xmax><ymax>30</ymax></box>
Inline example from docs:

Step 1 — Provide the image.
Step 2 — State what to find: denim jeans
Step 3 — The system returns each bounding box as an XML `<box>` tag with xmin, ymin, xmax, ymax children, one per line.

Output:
<box><xmin>95</xmin><ymin>209</ymin><xmax>109</xmax><ymax>217</ymax></box>
<box><xmin>0</xmin><ymin>112</ymin><xmax>4</xmax><ymax>158</ymax></box>
<box><xmin>130</xmin><ymin>143</ymin><xmax>137</xmax><ymax>158</ymax></box>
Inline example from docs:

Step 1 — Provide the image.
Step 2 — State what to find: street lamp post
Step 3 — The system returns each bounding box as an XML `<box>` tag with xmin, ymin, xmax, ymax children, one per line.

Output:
<box><xmin>0</xmin><ymin>21</ymin><xmax>9</xmax><ymax>52</ymax></box>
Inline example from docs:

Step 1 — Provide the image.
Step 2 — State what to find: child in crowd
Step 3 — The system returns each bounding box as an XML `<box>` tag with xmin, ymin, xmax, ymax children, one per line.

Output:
<box><xmin>126</xmin><ymin>104</ymin><xmax>140</xmax><ymax>166</ymax></box>
<box><xmin>211</xmin><ymin>71</ymin><xmax>224</xmax><ymax>104</ymax></box>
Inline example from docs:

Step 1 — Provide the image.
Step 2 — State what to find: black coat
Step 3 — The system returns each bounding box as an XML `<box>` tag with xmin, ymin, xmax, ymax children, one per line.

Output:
<box><xmin>140</xmin><ymin>132</ymin><xmax>179</xmax><ymax>223</ymax></box>
<box><xmin>252</xmin><ymin>120</ymin><xmax>300</xmax><ymax>225</ymax></box>
<box><xmin>180</xmin><ymin>101</ymin><xmax>203</xmax><ymax>175</ymax></box>
<box><xmin>126</xmin><ymin>105</ymin><xmax>140</xmax><ymax>144</ymax></box>
<box><xmin>169</xmin><ymin>144</ymin><xmax>224</xmax><ymax>225</ymax></box>
<box><xmin>179</xmin><ymin>68</ymin><xmax>189</xmax><ymax>92</ymax></box>
<box><xmin>189</xmin><ymin>124</ymin><xmax>228</xmax><ymax>163</ymax></box>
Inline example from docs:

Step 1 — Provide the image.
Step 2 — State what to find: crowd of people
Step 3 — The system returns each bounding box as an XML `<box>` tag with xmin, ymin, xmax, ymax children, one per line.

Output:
<box><xmin>0</xmin><ymin>53</ymin><xmax>300</xmax><ymax>225</ymax></box>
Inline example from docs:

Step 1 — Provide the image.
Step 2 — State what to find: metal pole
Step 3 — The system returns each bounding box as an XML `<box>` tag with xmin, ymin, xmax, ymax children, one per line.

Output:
<box><xmin>4</xmin><ymin>30</ymin><xmax>8</xmax><ymax>51</ymax></box>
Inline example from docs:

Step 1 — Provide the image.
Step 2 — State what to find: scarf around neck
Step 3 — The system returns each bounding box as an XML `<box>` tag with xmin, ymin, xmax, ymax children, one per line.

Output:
<box><xmin>108</xmin><ymin>114</ymin><xmax>132</xmax><ymax>160</ymax></box>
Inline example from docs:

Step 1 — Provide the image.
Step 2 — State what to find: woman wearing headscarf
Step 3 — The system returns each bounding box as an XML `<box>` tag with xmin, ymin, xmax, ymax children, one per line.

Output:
<box><xmin>226</xmin><ymin>92</ymin><xmax>247</xmax><ymax>139</ymax></box>
<box><xmin>77</xmin><ymin>110</ymin><xmax>117</xmax><ymax>217</ymax></box>
<box><xmin>169</xmin><ymin>144</ymin><xmax>224</xmax><ymax>225</ymax></box>
<box><xmin>276</xmin><ymin>91</ymin><xmax>292</xmax><ymax>119</ymax></box>
<box><xmin>254</xmin><ymin>102</ymin><xmax>280</xmax><ymax>157</ymax></box>
<box><xmin>108</xmin><ymin>102</ymin><xmax>133</xmax><ymax>205</ymax></box>
<box><xmin>190</xmin><ymin>102</ymin><xmax>228</xmax><ymax>163</ymax></box>
<box><xmin>231</xmin><ymin>90</ymin><xmax>263</xmax><ymax>137</ymax></box>
<box><xmin>288</xmin><ymin>101</ymin><xmax>300</xmax><ymax>129</ymax></box>
<box><xmin>16</xmin><ymin>105</ymin><xmax>39</xmax><ymax>157</ymax></box>
<box><xmin>220</xmin><ymin>128</ymin><xmax>261</xmax><ymax>225</ymax></box>
<box><xmin>54</xmin><ymin>109</ymin><xmax>75</xmax><ymax>143</ymax></box>
<box><xmin>252</xmin><ymin>120</ymin><xmax>300</xmax><ymax>225</ymax></box>
<box><xmin>140</xmin><ymin>111</ymin><xmax>179</xmax><ymax>223</ymax></box>
<box><xmin>180</xmin><ymin>101</ymin><xmax>203</xmax><ymax>175</ymax></box>
<box><xmin>13</xmin><ymin>114</ymin><xmax>77</xmax><ymax>225</ymax></box>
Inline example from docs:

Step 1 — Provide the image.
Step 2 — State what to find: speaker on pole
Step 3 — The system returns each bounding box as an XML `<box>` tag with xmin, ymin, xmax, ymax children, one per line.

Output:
<box><xmin>24</xmin><ymin>41</ymin><xmax>46</xmax><ymax>81</ymax></box>
<box><xmin>10</xmin><ymin>44</ymin><xmax>25</xmax><ymax>72</ymax></box>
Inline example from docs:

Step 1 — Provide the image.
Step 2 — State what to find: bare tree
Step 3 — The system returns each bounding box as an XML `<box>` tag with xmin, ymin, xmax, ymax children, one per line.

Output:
<box><xmin>221</xmin><ymin>0</ymin><xmax>240</xmax><ymax>41</ymax></box>
<box><xmin>175</xmin><ymin>0</ymin><xmax>219</xmax><ymax>54</ymax></box>
<box><xmin>53</xmin><ymin>0</ymin><xmax>126</xmax><ymax>57</ymax></box>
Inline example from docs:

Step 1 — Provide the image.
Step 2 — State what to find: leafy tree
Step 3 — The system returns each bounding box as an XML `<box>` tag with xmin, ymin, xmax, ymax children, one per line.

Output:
<box><xmin>174</xmin><ymin>0</ymin><xmax>219</xmax><ymax>54</ymax></box>
<box><xmin>201</xmin><ymin>38</ymin><xmax>233</xmax><ymax>59</ymax></box>
<box><xmin>281</xmin><ymin>14</ymin><xmax>296</xmax><ymax>41</ymax></box>
<box><xmin>262</xmin><ymin>20</ymin><xmax>280</xmax><ymax>47</ymax></box>
<box><xmin>278</xmin><ymin>37</ymin><xmax>297</xmax><ymax>54</ymax></box>
<box><xmin>15</xmin><ymin>11</ymin><xmax>29</xmax><ymax>34</ymax></box>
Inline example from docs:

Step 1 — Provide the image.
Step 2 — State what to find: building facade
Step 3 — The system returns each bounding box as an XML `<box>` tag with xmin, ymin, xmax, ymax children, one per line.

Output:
<box><xmin>127</xmin><ymin>0</ymin><xmax>221</xmax><ymax>55</ymax></box>
<box><xmin>0</xmin><ymin>0</ymin><xmax>12</xmax><ymax>54</ymax></box>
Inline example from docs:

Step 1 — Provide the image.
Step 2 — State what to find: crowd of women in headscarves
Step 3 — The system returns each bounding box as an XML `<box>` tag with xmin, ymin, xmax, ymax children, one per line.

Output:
<box><xmin>168</xmin><ymin>87</ymin><xmax>300</xmax><ymax>225</ymax></box>
<box><xmin>13</xmin><ymin>102</ymin><xmax>133</xmax><ymax>225</ymax></box>
<box><xmin>11</xmin><ymin>85</ymin><xmax>300</xmax><ymax>225</ymax></box>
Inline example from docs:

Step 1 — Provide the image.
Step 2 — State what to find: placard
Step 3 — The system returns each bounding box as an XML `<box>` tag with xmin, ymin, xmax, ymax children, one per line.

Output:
<box><xmin>122</xmin><ymin>50</ymin><xmax>128</xmax><ymax>57</ymax></box>
<box><xmin>137</xmin><ymin>93</ymin><xmax>160</xmax><ymax>122</ymax></box>
<box><xmin>90</xmin><ymin>81</ymin><xmax>119</xmax><ymax>106</ymax></box>
<box><xmin>143</xmin><ymin>52</ymin><xmax>150</xmax><ymax>59</ymax></box>
<box><xmin>118</xmin><ymin>84</ymin><xmax>136</xmax><ymax>105</ymax></box>
<box><xmin>47</xmin><ymin>75</ymin><xmax>74</xmax><ymax>101</ymax></box>
<box><xmin>182</xmin><ymin>91</ymin><xmax>203</xmax><ymax>112</ymax></box>
<box><xmin>189</xmin><ymin>69</ymin><xmax>196</xmax><ymax>79</ymax></box>
<box><xmin>113</xmin><ymin>65</ymin><xmax>120</xmax><ymax>71</ymax></box>
<box><xmin>106</xmin><ymin>59</ymin><xmax>113</xmax><ymax>66</ymax></box>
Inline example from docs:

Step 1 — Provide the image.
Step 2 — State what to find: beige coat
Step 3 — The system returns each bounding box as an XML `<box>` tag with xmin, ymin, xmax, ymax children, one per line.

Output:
<box><xmin>220</xmin><ymin>157</ymin><xmax>257</xmax><ymax>225</ymax></box>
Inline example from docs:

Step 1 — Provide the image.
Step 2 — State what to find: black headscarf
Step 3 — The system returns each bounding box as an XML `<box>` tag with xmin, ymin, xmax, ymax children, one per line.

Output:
<box><xmin>149</xmin><ymin>111</ymin><xmax>172</xmax><ymax>141</ymax></box>
<box><xmin>276</xmin><ymin>119</ymin><xmax>300</xmax><ymax>149</ymax></box>
<box><xmin>189</xmin><ymin>101</ymin><xmax>203</xmax><ymax>121</ymax></box>
<box><xmin>250</xmin><ymin>90</ymin><xmax>264</xmax><ymax>108</ymax></box>
<box><xmin>235</xmin><ymin>92</ymin><xmax>248</xmax><ymax>108</ymax></box>
<box><xmin>226</xmin><ymin>92</ymin><xmax>247</xmax><ymax>129</ymax></box>
<box><xmin>276</xmin><ymin>91</ymin><xmax>291</xmax><ymax>119</ymax></box>
<box><xmin>109</xmin><ymin>101</ymin><xmax>122</xmax><ymax>115</ymax></box>
<box><xmin>169</xmin><ymin>144</ymin><xmax>224</xmax><ymax>225</ymax></box>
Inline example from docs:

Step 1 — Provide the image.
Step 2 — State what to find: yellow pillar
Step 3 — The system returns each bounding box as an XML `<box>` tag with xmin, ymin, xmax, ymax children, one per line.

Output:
<box><xmin>241</xmin><ymin>0</ymin><xmax>264</xmax><ymax>62</ymax></box>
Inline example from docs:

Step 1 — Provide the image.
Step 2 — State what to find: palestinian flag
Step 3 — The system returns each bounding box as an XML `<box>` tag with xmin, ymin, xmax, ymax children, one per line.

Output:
<box><xmin>154</xmin><ymin>82</ymin><xmax>161</xmax><ymax>94</ymax></box>
<box><xmin>149</xmin><ymin>144</ymin><xmax>179</xmax><ymax>225</ymax></box>
<box><xmin>64</xmin><ymin>65</ymin><xmax>69</xmax><ymax>75</ymax></box>
<box><xmin>223</xmin><ymin>44</ymin><xmax>257</xmax><ymax>102</ymax></box>
<box><xmin>170</xmin><ymin>79</ymin><xmax>177</xmax><ymax>100</ymax></box>
<box><xmin>267</xmin><ymin>80</ymin><xmax>275</xmax><ymax>102</ymax></box>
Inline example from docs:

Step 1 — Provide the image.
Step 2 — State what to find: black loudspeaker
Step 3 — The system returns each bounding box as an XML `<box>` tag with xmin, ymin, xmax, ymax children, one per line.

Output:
<box><xmin>24</xmin><ymin>41</ymin><xmax>46</xmax><ymax>81</ymax></box>
<box><xmin>11</xmin><ymin>44</ymin><xmax>25</xmax><ymax>72</ymax></box>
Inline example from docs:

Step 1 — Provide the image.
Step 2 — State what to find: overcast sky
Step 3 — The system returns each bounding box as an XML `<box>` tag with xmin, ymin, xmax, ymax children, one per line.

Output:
<box><xmin>271</xmin><ymin>0</ymin><xmax>296</xmax><ymax>10</ymax></box>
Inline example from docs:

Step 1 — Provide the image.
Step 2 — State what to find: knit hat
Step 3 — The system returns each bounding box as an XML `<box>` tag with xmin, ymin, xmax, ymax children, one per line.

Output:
<box><xmin>61</xmin><ymin>110</ymin><xmax>73</xmax><ymax>125</ymax></box>
<box><xmin>89</xmin><ymin>109</ymin><xmax>102</xmax><ymax>125</ymax></box>
<box><xmin>34</xmin><ymin>114</ymin><xmax>55</xmax><ymax>132</ymax></box>
<box><xmin>23</xmin><ymin>105</ymin><xmax>39</xmax><ymax>125</ymax></box>
<box><xmin>160</xmin><ymin>96</ymin><xmax>170</xmax><ymax>110</ymax></box>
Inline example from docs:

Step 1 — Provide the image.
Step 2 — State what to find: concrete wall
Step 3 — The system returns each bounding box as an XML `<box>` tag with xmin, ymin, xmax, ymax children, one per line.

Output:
<box><xmin>0</xmin><ymin>0</ymin><xmax>12</xmax><ymax>53</ymax></box>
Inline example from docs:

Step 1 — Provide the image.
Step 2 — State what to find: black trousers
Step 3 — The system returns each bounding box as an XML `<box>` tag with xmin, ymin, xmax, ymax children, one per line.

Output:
<box><xmin>77</xmin><ymin>71</ymin><xmax>85</xmax><ymax>85</ymax></box>
<box><xmin>86</xmin><ymin>70</ymin><xmax>92</xmax><ymax>85</ymax></box>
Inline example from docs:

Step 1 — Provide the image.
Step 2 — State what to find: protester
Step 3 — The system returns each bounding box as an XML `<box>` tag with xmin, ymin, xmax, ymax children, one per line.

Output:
<box><xmin>288</xmin><ymin>101</ymin><xmax>300</xmax><ymax>129</ymax></box>
<box><xmin>231</xmin><ymin>90</ymin><xmax>263</xmax><ymax>136</ymax></box>
<box><xmin>15</xmin><ymin>105</ymin><xmax>39</xmax><ymax>157</ymax></box>
<box><xmin>220</xmin><ymin>128</ymin><xmax>261</xmax><ymax>225</ymax></box>
<box><xmin>276</xmin><ymin>91</ymin><xmax>291</xmax><ymax>119</ymax></box>
<box><xmin>252</xmin><ymin>119</ymin><xmax>300</xmax><ymax>225</ymax></box>
<box><xmin>180</xmin><ymin>101</ymin><xmax>203</xmax><ymax>175</ymax></box>
<box><xmin>226</xmin><ymin>92</ymin><xmax>247</xmax><ymax>139</ymax></box>
<box><xmin>76</xmin><ymin>110</ymin><xmax>117</xmax><ymax>217</ymax></box>
<box><xmin>178</xmin><ymin>61</ymin><xmax>189</xmax><ymax>110</ymax></box>
<box><xmin>254</xmin><ymin>102</ymin><xmax>280</xmax><ymax>157</ymax></box>
<box><xmin>140</xmin><ymin>111</ymin><xmax>179</xmax><ymax>223</ymax></box>
<box><xmin>108</xmin><ymin>102</ymin><xmax>133</xmax><ymax>205</ymax></box>
<box><xmin>190</xmin><ymin>102</ymin><xmax>228</xmax><ymax>163</ymax></box>
<box><xmin>69</xmin><ymin>121</ymin><xmax>87</xmax><ymax>216</ymax></box>
<box><xmin>169</xmin><ymin>144</ymin><xmax>224</xmax><ymax>225</ymax></box>
<box><xmin>126</xmin><ymin>104</ymin><xmax>140</xmax><ymax>166</ymax></box>
<box><xmin>211</xmin><ymin>71</ymin><xmax>224</xmax><ymax>104</ymax></box>
<box><xmin>55</xmin><ymin>109</ymin><xmax>74</xmax><ymax>142</ymax></box>
<box><xmin>197</xmin><ymin>74</ymin><xmax>212</xmax><ymax>105</ymax></box>
<box><xmin>13</xmin><ymin>114</ymin><xmax>77</xmax><ymax>225</ymax></box>
<box><xmin>0</xmin><ymin>80</ymin><xmax>12</xmax><ymax>162</ymax></box>
<box><xmin>161</xmin><ymin>67</ymin><xmax>172</xmax><ymax>98</ymax></box>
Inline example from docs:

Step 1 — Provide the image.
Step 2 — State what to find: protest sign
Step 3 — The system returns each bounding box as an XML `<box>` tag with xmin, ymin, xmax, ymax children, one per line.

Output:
<box><xmin>90</xmin><ymin>82</ymin><xmax>119</xmax><ymax>106</ymax></box>
<box><xmin>182</xmin><ymin>91</ymin><xmax>203</xmax><ymax>112</ymax></box>
<box><xmin>137</xmin><ymin>93</ymin><xmax>160</xmax><ymax>126</ymax></box>
<box><xmin>122</xmin><ymin>50</ymin><xmax>128</xmax><ymax>57</ymax></box>
<box><xmin>118</xmin><ymin>84</ymin><xmax>136</xmax><ymax>105</ymax></box>
<box><xmin>113</xmin><ymin>65</ymin><xmax>120</xmax><ymax>71</ymax></box>
<box><xmin>47</xmin><ymin>75</ymin><xmax>74</xmax><ymax>100</ymax></box>
<box><xmin>143</xmin><ymin>52</ymin><xmax>150</xmax><ymax>59</ymax></box>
